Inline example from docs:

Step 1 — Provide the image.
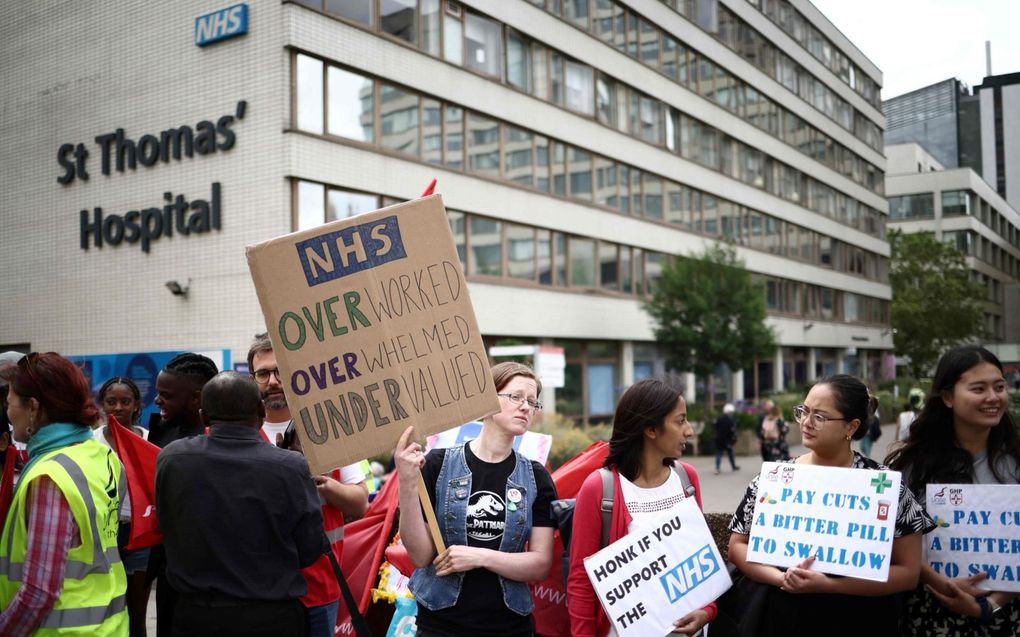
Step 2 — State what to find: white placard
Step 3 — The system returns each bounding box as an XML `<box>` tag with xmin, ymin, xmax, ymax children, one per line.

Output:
<box><xmin>583</xmin><ymin>498</ymin><xmax>731</xmax><ymax>637</ymax></box>
<box><xmin>425</xmin><ymin>421</ymin><xmax>552</xmax><ymax>465</ymax></box>
<box><xmin>925</xmin><ymin>484</ymin><xmax>1020</xmax><ymax>592</ymax></box>
<box><xmin>746</xmin><ymin>462</ymin><xmax>901</xmax><ymax>581</ymax></box>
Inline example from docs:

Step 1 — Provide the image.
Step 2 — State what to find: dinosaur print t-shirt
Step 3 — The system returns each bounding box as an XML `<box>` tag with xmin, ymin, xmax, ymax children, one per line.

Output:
<box><xmin>419</xmin><ymin>442</ymin><xmax>556</xmax><ymax>636</ymax></box>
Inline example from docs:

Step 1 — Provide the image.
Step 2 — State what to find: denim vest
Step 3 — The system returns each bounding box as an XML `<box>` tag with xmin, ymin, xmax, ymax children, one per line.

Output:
<box><xmin>410</xmin><ymin>444</ymin><xmax>538</xmax><ymax>615</ymax></box>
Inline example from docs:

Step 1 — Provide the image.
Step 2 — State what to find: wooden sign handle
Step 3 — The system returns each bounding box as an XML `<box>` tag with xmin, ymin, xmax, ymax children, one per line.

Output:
<box><xmin>417</xmin><ymin>473</ymin><xmax>447</xmax><ymax>554</ymax></box>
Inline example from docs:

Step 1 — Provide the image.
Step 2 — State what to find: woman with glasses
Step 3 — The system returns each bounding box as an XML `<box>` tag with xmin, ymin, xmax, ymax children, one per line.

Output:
<box><xmin>567</xmin><ymin>377</ymin><xmax>716</xmax><ymax>637</ymax></box>
<box><xmin>726</xmin><ymin>374</ymin><xmax>933</xmax><ymax>637</ymax></box>
<box><xmin>0</xmin><ymin>353</ymin><xmax>128</xmax><ymax>635</ymax></box>
<box><xmin>886</xmin><ymin>346</ymin><xmax>1020</xmax><ymax>636</ymax></box>
<box><xmin>394</xmin><ymin>361</ymin><xmax>557</xmax><ymax>637</ymax></box>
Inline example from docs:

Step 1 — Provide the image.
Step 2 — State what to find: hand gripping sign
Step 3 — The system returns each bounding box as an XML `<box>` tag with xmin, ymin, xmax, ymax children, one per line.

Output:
<box><xmin>583</xmin><ymin>498</ymin><xmax>731</xmax><ymax>637</ymax></box>
<box><xmin>246</xmin><ymin>194</ymin><xmax>499</xmax><ymax>475</ymax></box>
<box><xmin>925</xmin><ymin>484</ymin><xmax>1020</xmax><ymax>591</ymax></box>
<box><xmin>746</xmin><ymin>462</ymin><xmax>901</xmax><ymax>581</ymax></box>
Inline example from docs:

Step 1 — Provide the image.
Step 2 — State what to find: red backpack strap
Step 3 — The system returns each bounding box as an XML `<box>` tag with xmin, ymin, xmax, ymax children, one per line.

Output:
<box><xmin>598</xmin><ymin>468</ymin><xmax>614</xmax><ymax>549</ymax></box>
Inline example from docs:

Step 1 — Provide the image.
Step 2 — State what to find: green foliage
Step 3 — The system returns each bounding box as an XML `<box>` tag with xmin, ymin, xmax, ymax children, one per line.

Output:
<box><xmin>643</xmin><ymin>243</ymin><xmax>776</xmax><ymax>393</ymax></box>
<box><xmin>890</xmin><ymin>230</ymin><xmax>987</xmax><ymax>378</ymax></box>
<box><xmin>532</xmin><ymin>412</ymin><xmax>611</xmax><ymax>471</ymax></box>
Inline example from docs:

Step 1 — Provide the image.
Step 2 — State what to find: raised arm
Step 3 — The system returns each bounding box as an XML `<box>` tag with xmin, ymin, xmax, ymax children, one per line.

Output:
<box><xmin>394</xmin><ymin>426</ymin><xmax>437</xmax><ymax>567</ymax></box>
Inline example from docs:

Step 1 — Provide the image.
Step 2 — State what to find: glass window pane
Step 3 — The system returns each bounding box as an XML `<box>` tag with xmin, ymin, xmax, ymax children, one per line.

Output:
<box><xmin>596</xmin><ymin>75</ymin><xmax>615</xmax><ymax>127</ymax></box>
<box><xmin>552</xmin><ymin>142</ymin><xmax>567</xmax><ymax>196</ymax></box>
<box><xmin>569</xmin><ymin>237</ymin><xmax>596</xmax><ymax>287</ymax></box>
<box><xmin>467</xmin><ymin>112</ymin><xmax>500</xmax><ymax>178</ymax></box>
<box><xmin>444</xmin><ymin>16</ymin><xmax>463</xmax><ymax>64</ymax></box>
<box><xmin>379</xmin><ymin>84</ymin><xmax>419</xmax><ymax>156</ymax></box>
<box><xmin>326</xmin><ymin>0</ymin><xmax>372</xmax><ymax>25</ymax></box>
<box><xmin>565</xmin><ymin>60</ymin><xmax>595</xmax><ymax>115</ymax></box>
<box><xmin>554</xmin><ymin>232</ymin><xmax>567</xmax><ymax>286</ymax></box>
<box><xmin>532</xmin><ymin>43</ymin><xmax>548</xmax><ymax>101</ymax></box>
<box><xmin>469</xmin><ymin>217</ymin><xmax>502</xmax><ymax>276</ymax></box>
<box><xmin>643</xmin><ymin>173</ymin><xmax>663</xmax><ymax>220</ymax></box>
<box><xmin>535</xmin><ymin>135</ymin><xmax>550</xmax><ymax>192</ymax></box>
<box><xmin>297</xmin><ymin>180</ymin><xmax>325</xmax><ymax>230</ymax></box>
<box><xmin>568</xmin><ymin>147</ymin><xmax>592</xmax><ymax>200</ymax></box>
<box><xmin>465</xmin><ymin>13</ymin><xmax>502</xmax><ymax>77</ymax></box>
<box><xmin>565</xmin><ymin>0</ymin><xmax>590</xmax><ymax>29</ymax></box>
<box><xmin>587</xmin><ymin>363</ymin><xmax>616</xmax><ymax>415</ymax></box>
<box><xmin>645</xmin><ymin>252</ymin><xmax>666</xmax><ymax>292</ymax></box>
<box><xmin>507</xmin><ymin>30</ymin><xmax>531</xmax><ymax>91</ymax></box>
<box><xmin>380</xmin><ymin>0</ymin><xmax>417</xmax><ymax>44</ymax></box>
<box><xmin>665</xmin><ymin>181</ymin><xmax>684</xmax><ymax>226</ymax></box>
<box><xmin>701</xmin><ymin>193</ymin><xmax>717</xmax><ymax>235</ymax></box>
<box><xmin>506</xmin><ymin>224</ymin><xmax>536</xmax><ymax>281</ymax></box>
<box><xmin>504</xmin><ymin>125</ymin><xmax>534</xmax><ymax>188</ymax></box>
<box><xmin>630</xmin><ymin>167</ymin><xmax>642</xmax><ymax>216</ymax></box>
<box><xmin>327</xmin><ymin>189</ymin><xmax>378</xmax><ymax>222</ymax></box>
<box><xmin>448</xmin><ymin>210</ymin><xmax>466</xmax><ymax>268</ymax></box>
<box><xmin>619</xmin><ymin>165</ymin><xmax>630</xmax><ymax>214</ymax></box>
<box><xmin>594</xmin><ymin>156</ymin><xmax>616</xmax><ymax>208</ymax></box>
<box><xmin>327</xmin><ymin>66</ymin><xmax>374</xmax><ymax>142</ymax></box>
<box><xmin>600</xmin><ymin>242</ymin><xmax>618</xmax><ymax>291</ymax></box>
<box><xmin>445</xmin><ymin>106</ymin><xmax>464</xmax><ymax>170</ymax></box>
<box><xmin>537</xmin><ymin>229</ymin><xmax>552</xmax><ymax>285</ymax></box>
<box><xmin>422</xmin><ymin>99</ymin><xmax>442</xmax><ymax>165</ymax></box>
<box><xmin>620</xmin><ymin>245</ymin><xmax>633</xmax><ymax>293</ymax></box>
<box><xmin>296</xmin><ymin>55</ymin><xmax>324</xmax><ymax>134</ymax></box>
<box><xmin>421</xmin><ymin>0</ymin><xmax>441</xmax><ymax>56</ymax></box>
<box><xmin>550</xmin><ymin>53</ymin><xmax>565</xmax><ymax>106</ymax></box>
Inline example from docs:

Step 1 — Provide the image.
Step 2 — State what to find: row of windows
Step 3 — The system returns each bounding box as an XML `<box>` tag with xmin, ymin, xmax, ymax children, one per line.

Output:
<box><xmin>941</xmin><ymin>230</ymin><xmax>1020</xmax><ymax>281</ymax></box>
<box><xmin>292</xmin><ymin>0</ymin><xmax>884</xmax><ymax>197</ymax></box>
<box><xmin>294</xmin><ymin>54</ymin><xmax>889</xmax><ymax>254</ymax></box>
<box><xmin>742</xmin><ymin>0</ymin><xmax>882</xmax><ymax>110</ymax></box>
<box><xmin>891</xmin><ymin>189</ymin><xmax>1020</xmax><ymax>251</ymax></box>
<box><xmin>293</xmin><ymin>179</ymin><xmax>891</xmax><ymax>327</ymax></box>
<box><xmin>536</xmin><ymin>0</ymin><xmax>883</xmax><ymax>151</ymax></box>
<box><xmin>761</xmin><ymin>276</ymin><xmax>889</xmax><ymax>325</ymax></box>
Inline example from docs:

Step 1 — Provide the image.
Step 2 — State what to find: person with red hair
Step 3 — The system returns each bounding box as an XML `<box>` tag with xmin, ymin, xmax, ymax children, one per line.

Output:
<box><xmin>0</xmin><ymin>352</ymin><xmax>128</xmax><ymax>636</ymax></box>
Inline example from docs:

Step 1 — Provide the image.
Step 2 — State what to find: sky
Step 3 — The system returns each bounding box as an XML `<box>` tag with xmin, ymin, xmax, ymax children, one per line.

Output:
<box><xmin>809</xmin><ymin>0</ymin><xmax>1020</xmax><ymax>99</ymax></box>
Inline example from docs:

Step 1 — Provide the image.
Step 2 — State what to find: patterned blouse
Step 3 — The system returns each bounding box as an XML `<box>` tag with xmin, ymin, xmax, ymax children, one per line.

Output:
<box><xmin>729</xmin><ymin>451</ymin><xmax>935</xmax><ymax>537</ymax></box>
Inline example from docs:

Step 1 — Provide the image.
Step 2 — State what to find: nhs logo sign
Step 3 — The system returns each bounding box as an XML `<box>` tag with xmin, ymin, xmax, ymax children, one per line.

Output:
<box><xmin>195</xmin><ymin>4</ymin><xmax>249</xmax><ymax>47</ymax></box>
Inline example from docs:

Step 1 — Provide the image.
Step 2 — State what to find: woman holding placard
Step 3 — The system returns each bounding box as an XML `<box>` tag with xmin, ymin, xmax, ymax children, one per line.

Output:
<box><xmin>567</xmin><ymin>378</ymin><xmax>717</xmax><ymax>637</ymax></box>
<box><xmin>726</xmin><ymin>374</ymin><xmax>933</xmax><ymax>637</ymax></box>
<box><xmin>393</xmin><ymin>361</ymin><xmax>557</xmax><ymax>637</ymax></box>
<box><xmin>887</xmin><ymin>346</ymin><xmax>1020</xmax><ymax>636</ymax></box>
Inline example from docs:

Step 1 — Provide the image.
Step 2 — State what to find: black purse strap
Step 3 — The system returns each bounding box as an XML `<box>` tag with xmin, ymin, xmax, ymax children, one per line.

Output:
<box><xmin>324</xmin><ymin>535</ymin><xmax>372</xmax><ymax>637</ymax></box>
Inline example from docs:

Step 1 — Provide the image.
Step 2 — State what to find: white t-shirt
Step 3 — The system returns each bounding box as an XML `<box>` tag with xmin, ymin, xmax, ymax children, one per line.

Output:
<box><xmin>619</xmin><ymin>469</ymin><xmax>689</xmax><ymax>533</ymax></box>
<box><xmin>897</xmin><ymin>410</ymin><xmax>916</xmax><ymax>441</ymax></box>
<box><xmin>261</xmin><ymin>420</ymin><xmax>290</xmax><ymax>446</ymax></box>
<box><xmin>261</xmin><ymin>420</ymin><xmax>367</xmax><ymax>484</ymax></box>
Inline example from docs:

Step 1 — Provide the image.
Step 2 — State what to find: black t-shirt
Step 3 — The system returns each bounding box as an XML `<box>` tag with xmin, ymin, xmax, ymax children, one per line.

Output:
<box><xmin>416</xmin><ymin>443</ymin><xmax>557</xmax><ymax>637</ymax></box>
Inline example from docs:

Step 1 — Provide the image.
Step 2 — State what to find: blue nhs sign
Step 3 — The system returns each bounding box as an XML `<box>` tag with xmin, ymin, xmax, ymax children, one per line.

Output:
<box><xmin>195</xmin><ymin>4</ymin><xmax>249</xmax><ymax>47</ymax></box>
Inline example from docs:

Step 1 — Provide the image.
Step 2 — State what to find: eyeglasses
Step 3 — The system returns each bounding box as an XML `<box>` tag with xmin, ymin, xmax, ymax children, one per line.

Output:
<box><xmin>253</xmin><ymin>368</ymin><xmax>282</xmax><ymax>384</ymax></box>
<box><xmin>497</xmin><ymin>393</ymin><xmax>543</xmax><ymax>411</ymax></box>
<box><xmin>793</xmin><ymin>405</ymin><xmax>846</xmax><ymax>427</ymax></box>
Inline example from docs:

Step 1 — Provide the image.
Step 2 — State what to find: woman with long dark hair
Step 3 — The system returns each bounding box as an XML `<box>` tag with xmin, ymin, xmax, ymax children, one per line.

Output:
<box><xmin>567</xmin><ymin>378</ymin><xmax>716</xmax><ymax>637</ymax></box>
<box><xmin>886</xmin><ymin>346</ymin><xmax>1020</xmax><ymax>635</ymax></box>
<box><xmin>0</xmin><ymin>353</ymin><xmax>127</xmax><ymax>635</ymax></box>
<box><xmin>727</xmin><ymin>374</ymin><xmax>933</xmax><ymax>637</ymax></box>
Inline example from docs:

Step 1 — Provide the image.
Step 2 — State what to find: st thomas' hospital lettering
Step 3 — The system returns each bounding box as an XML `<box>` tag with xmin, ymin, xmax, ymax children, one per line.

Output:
<box><xmin>56</xmin><ymin>100</ymin><xmax>247</xmax><ymax>253</ymax></box>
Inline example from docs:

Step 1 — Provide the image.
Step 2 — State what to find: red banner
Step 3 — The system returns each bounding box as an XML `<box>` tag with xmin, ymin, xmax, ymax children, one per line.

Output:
<box><xmin>108</xmin><ymin>417</ymin><xmax>163</xmax><ymax>550</ymax></box>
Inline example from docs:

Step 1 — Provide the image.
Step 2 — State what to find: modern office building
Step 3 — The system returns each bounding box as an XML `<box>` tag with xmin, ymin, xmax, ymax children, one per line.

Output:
<box><xmin>974</xmin><ymin>72</ymin><xmax>1020</xmax><ymax>212</ymax></box>
<box><xmin>883</xmin><ymin>78</ymin><xmax>981</xmax><ymax>171</ymax></box>
<box><xmin>1</xmin><ymin>0</ymin><xmax>891</xmax><ymax>422</ymax></box>
<box><xmin>886</xmin><ymin>142</ymin><xmax>1020</xmax><ymax>342</ymax></box>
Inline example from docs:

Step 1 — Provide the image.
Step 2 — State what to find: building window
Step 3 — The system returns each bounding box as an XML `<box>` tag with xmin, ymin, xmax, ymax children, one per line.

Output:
<box><xmin>327</xmin><ymin>67</ymin><xmax>374</xmax><ymax>142</ymax></box>
<box><xmin>569</xmin><ymin>237</ymin><xmax>596</xmax><ymax>287</ymax></box>
<box><xmin>565</xmin><ymin>60</ymin><xmax>595</xmax><ymax>115</ymax></box>
<box><xmin>506</xmin><ymin>223</ymin><xmax>536</xmax><ymax>281</ymax></box>
<box><xmin>380</xmin><ymin>0</ymin><xmax>417</xmax><ymax>44</ymax></box>
<box><xmin>889</xmin><ymin>194</ymin><xmax>934</xmax><ymax>220</ymax></box>
<box><xmin>327</xmin><ymin>189</ymin><xmax>378</xmax><ymax>222</ymax></box>
<box><xmin>464</xmin><ymin>12</ymin><xmax>502</xmax><ymax>77</ymax></box>
<box><xmin>467</xmin><ymin>112</ymin><xmax>500</xmax><ymax>178</ymax></box>
<box><xmin>296</xmin><ymin>55</ymin><xmax>324</xmax><ymax>134</ymax></box>
<box><xmin>941</xmin><ymin>190</ymin><xmax>970</xmax><ymax>217</ymax></box>
<box><xmin>297</xmin><ymin>181</ymin><xmax>325</xmax><ymax>230</ymax></box>
<box><xmin>379</xmin><ymin>84</ymin><xmax>419</xmax><ymax>156</ymax></box>
<box><xmin>504</xmin><ymin>125</ymin><xmax>534</xmax><ymax>188</ymax></box>
<box><xmin>325</xmin><ymin>0</ymin><xmax>373</xmax><ymax>25</ymax></box>
<box><xmin>506</xmin><ymin>29</ymin><xmax>532</xmax><ymax>91</ymax></box>
<box><xmin>469</xmin><ymin>217</ymin><xmax>502</xmax><ymax>276</ymax></box>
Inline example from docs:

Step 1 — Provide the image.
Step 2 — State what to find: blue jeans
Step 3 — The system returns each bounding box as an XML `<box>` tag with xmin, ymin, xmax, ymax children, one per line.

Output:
<box><xmin>305</xmin><ymin>600</ymin><xmax>338</xmax><ymax>637</ymax></box>
<box><xmin>715</xmin><ymin>445</ymin><xmax>737</xmax><ymax>471</ymax></box>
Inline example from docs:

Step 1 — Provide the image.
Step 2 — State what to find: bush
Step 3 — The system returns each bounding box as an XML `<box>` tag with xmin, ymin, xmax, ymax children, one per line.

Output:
<box><xmin>532</xmin><ymin>412</ymin><xmax>610</xmax><ymax>471</ymax></box>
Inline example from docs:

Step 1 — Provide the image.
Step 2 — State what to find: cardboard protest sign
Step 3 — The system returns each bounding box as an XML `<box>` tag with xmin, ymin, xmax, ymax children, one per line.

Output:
<box><xmin>746</xmin><ymin>462</ymin><xmax>901</xmax><ymax>581</ymax></box>
<box><xmin>583</xmin><ymin>498</ymin><xmax>731</xmax><ymax>637</ymax></box>
<box><xmin>426</xmin><ymin>421</ymin><xmax>553</xmax><ymax>465</ymax></box>
<box><xmin>924</xmin><ymin>484</ymin><xmax>1020</xmax><ymax>591</ymax></box>
<box><xmin>246</xmin><ymin>195</ymin><xmax>499</xmax><ymax>474</ymax></box>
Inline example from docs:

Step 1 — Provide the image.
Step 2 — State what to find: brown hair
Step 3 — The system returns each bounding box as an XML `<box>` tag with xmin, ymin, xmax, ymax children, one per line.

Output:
<box><xmin>491</xmin><ymin>361</ymin><xmax>542</xmax><ymax>396</ymax></box>
<box><xmin>247</xmin><ymin>332</ymin><xmax>274</xmax><ymax>371</ymax></box>
<box><xmin>2</xmin><ymin>352</ymin><xmax>100</xmax><ymax>427</ymax></box>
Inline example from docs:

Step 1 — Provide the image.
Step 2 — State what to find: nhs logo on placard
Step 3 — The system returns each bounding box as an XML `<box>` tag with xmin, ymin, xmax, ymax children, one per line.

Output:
<box><xmin>195</xmin><ymin>4</ymin><xmax>248</xmax><ymax>47</ymax></box>
<box><xmin>659</xmin><ymin>544</ymin><xmax>720</xmax><ymax>603</ymax></box>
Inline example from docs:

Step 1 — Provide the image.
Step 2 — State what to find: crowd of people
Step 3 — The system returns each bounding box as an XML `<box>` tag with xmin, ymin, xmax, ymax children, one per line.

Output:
<box><xmin>0</xmin><ymin>344</ymin><xmax>1017</xmax><ymax>636</ymax></box>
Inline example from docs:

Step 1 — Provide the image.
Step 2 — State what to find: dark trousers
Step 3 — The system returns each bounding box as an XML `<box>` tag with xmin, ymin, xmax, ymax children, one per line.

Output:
<box><xmin>172</xmin><ymin>597</ymin><xmax>307</xmax><ymax>637</ymax></box>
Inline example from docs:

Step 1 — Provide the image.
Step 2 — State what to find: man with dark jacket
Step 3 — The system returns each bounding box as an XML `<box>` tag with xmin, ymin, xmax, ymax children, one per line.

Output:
<box><xmin>155</xmin><ymin>372</ymin><xmax>324</xmax><ymax>637</ymax></box>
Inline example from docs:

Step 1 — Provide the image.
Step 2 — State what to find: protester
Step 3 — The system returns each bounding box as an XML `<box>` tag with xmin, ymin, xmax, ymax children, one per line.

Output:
<box><xmin>0</xmin><ymin>352</ymin><xmax>128</xmax><ymax>635</ymax></box>
<box><xmin>714</xmin><ymin>403</ymin><xmax>740</xmax><ymax>474</ymax></box>
<box><xmin>896</xmin><ymin>393</ymin><xmax>922</xmax><ymax>442</ymax></box>
<box><xmin>727</xmin><ymin>374</ymin><xmax>934</xmax><ymax>637</ymax></box>
<box><xmin>756</xmin><ymin>400</ymin><xmax>775</xmax><ymax>461</ymax></box>
<box><xmin>147</xmin><ymin>352</ymin><xmax>218</xmax><ymax>637</ymax></box>
<box><xmin>567</xmin><ymin>377</ymin><xmax>716</xmax><ymax>637</ymax></box>
<box><xmin>395</xmin><ymin>362</ymin><xmax>557</xmax><ymax>637</ymax></box>
<box><xmin>247</xmin><ymin>332</ymin><xmax>369</xmax><ymax>636</ymax></box>
<box><xmin>155</xmin><ymin>372</ymin><xmax>324</xmax><ymax>637</ymax></box>
<box><xmin>859</xmin><ymin>396</ymin><xmax>882</xmax><ymax>458</ymax></box>
<box><xmin>886</xmin><ymin>346</ymin><xmax>1020</xmax><ymax>635</ymax></box>
<box><xmin>757</xmin><ymin>403</ymin><xmax>790</xmax><ymax>462</ymax></box>
<box><xmin>93</xmin><ymin>376</ymin><xmax>151</xmax><ymax>637</ymax></box>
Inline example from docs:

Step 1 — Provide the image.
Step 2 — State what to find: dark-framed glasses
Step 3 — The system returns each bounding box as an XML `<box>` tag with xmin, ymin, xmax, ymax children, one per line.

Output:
<box><xmin>497</xmin><ymin>392</ymin><xmax>543</xmax><ymax>411</ymax></box>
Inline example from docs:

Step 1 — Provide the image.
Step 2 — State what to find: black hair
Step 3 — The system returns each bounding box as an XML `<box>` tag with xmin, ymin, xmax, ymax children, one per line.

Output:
<box><xmin>887</xmin><ymin>345</ymin><xmax>1020</xmax><ymax>494</ymax></box>
<box><xmin>201</xmin><ymin>372</ymin><xmax>262</xmax><ymax>423</ymax></box>
<box><xmin>163</xmin><ymin>353</ymin><xmax>218</xmax><ymax>387</ymax></box>
<box><xmin>97</xmin><ymin>376</ymin><xmax>143</xmax><ymax>426</ymax></box>
<box><xmin>604</xmin><ymin>377</ymin><xmax>685</xmax><ymax>481</ymax></box>
<box><xmin>814</xmin><ymin>374</ymin><xmax>877</xmax><ymax>441</ymax></box>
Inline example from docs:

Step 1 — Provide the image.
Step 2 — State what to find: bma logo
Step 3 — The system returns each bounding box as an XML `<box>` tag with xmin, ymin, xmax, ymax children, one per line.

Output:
<box><xmin>195</xmin><ymin>4</ymin><xmax>249</xmax><ymax>47</ymax></box>
<box><xmin>659</xmin><ymin>544</ymin><xmax>720</xmax><ymax>603</ymax></box>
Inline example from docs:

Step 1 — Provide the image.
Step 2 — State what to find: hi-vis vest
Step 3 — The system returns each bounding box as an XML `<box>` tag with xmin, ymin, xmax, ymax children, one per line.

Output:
<box><xmin>0</xmin><ymin>440</ymin><xmax>128</xmax><ymax>636</ymax></box>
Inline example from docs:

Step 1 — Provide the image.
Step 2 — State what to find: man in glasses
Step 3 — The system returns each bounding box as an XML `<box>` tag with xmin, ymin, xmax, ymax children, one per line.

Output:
<box><xmin>246</xmin><ymin>333</ymin><xmax>370</xmax><ymax>637</ymax></box>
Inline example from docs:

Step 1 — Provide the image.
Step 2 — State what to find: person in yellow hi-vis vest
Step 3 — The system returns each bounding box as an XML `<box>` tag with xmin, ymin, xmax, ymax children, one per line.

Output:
<box><xmin>0</xmin><ymin>352</ymin><xmax>127</xmax><ymax>636</ymax></box>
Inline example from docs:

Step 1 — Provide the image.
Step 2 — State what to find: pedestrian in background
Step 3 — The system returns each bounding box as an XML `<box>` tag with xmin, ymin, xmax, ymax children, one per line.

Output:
<box><xmin>758</xmin><ymin>403</ymin><xmax>790</xmax><ymax>462</ymax></box>
<box><xmin>714</xmin><ymin>403</ymin><xmax>740</xmax><ymax>474</ymax></box>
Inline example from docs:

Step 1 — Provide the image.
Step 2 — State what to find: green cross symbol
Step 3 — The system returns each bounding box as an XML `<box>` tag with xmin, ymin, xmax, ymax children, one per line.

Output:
<box><xmin>870</xmin><ymin>472</ymin><xmax>893</xmax><ymax>494</ymax></box>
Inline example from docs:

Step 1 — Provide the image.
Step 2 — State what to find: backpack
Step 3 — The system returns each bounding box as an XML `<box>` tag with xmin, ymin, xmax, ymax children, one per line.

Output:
<box><xmin>550</xmin><ymin>464</ymin><xmax>696</xmax><ymax>587</ymax></box>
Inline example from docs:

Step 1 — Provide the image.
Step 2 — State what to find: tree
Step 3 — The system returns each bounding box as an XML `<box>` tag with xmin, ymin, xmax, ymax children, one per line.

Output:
<box><xmin>644</xmin><ymin>242</ymin><xmax>775</xmax><ymax>408</ymax></box>
<box><xmin>890</xmin><ymin>229</ymin><xmax>987</xmax><ymax>378</ymax></box>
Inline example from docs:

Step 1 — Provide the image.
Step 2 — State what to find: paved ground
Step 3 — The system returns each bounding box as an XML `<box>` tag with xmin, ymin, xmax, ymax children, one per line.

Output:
<box><xmin>143</xmin><ymin>423</ymin><xmax>902</xmax><ymax>629</ymax></box>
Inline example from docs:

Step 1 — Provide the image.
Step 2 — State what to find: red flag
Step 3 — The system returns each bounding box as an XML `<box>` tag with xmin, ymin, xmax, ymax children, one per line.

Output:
<box><xmin>107</xmin><ymin>417</ymin><xmax>163</xmax><ymax>550</ymax></box>
<box><xmin>335</xmin><ymin>473</ymin><xmax>400</xmax><ymax>633</ymax></box>
<box><xmin>532</xmin><ymin>440</ymin><xmax>609</xmax><ymax>637</ymax></box>
<box><xmin>0</xmin><ymin>445</ymin><xmax>16</xmax><ymax>522</ymax></box>
<box><xmin>420</xmin><ymin>179</ymin><xmax>437</xmax><ymax>197</ymax></box>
